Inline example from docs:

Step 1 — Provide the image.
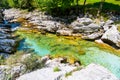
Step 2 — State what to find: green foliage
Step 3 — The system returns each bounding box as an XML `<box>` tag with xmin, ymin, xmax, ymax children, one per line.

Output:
<box><xmin>21</xmin><ymin>53</ymin><xmax>43</xmax><ymax>71</ymax></box>
<box><xmin>53</xmin><ymin>66</ymin><xmax>61</xmax><ymax>72</ymax></box>
<box><xmin>7</xmin><ymin>0</ymin><xmax>17</xmax><ymax>7</ymax></box>
<box><xmin>0</xmin><ymin>56</ymin><xmax>5</xmax><ymax>65</ymax></box>
<box><xmin>65</xmin><ymin>72</ymin><xmax>72</xmax><ymax>77</ymax></box>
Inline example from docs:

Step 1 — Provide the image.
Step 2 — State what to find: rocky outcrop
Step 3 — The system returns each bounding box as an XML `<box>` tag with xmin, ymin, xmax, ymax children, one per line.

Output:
<box><xmin>60</xmin><ymin>63</ymin><xmax>119</xmax><ymax>80</ymax></box>
<box><xmin>102</xmin><ymin>20</ymin><xmax>114</xmax><ymax>31</ymax></box>
<box><xmin>71</xmin><ymin>18</ymin><xmax>102</xmax><ymax>34</ymax></box>
<box><xmin>17</xmin><ymin>58</ymin><xmax>77</xmax><ymax>80</ymax></box>
<box><xmin>0</xmin><ymin>28</ymin><xmax>18</xmax><ymax>54</ymax></box>
<box><xmin>101</xmin><ymin>25</ymin><xmax>120</xmax><ymax>48</ymax></box>
<box><xmin>17</xmin><ymin>63</ymin><xmax>119</xmax><ymax>80</ymax></box>
<box><xmin>82</xmin><ymin>32</ymin><xmax>103</xmax><ymax>40</ymax></box>
<box><xmin>0</xmin><ymin>64</ymin><xmax>26</xmax><ymax>80</ymax></box>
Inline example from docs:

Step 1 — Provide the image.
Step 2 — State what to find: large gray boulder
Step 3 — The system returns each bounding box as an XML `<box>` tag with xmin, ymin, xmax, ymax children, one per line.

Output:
<box><xmin>101</xmin><ymin>25</ymin><xmax>120</xmax><ymax>48</ymax></box>
<box><xmin>77</xmin><ymin>18</ymin><xmax>93</xmax><ymax>25</ymax></box>
<box><xmin>17</xmin><ymin>65</ymin><xmax>76</xmax><ymax>80</ymax></box>
<box><xmin>102</xmin><ymin>20</ymin><xmax>114</xmax><ymax>31</ymax></box>
<box><xmin>73</xmin><ymin>23</ymin><xmax>101</xmax><ymax>33</ymax></box>
<box><xmin>82</xmin><ymin>32</ymin><xmax>103</xmax><ymax>40</ymax></box>
<box><xmin>37</xmin><ymin>21</ymin><xmax>63</xmax><ymax>33</ymax></box>
<box><xmin>61</xmin><ymin>63</ymin><xmax>119</xmax><ymax>80</ymax></box>
<box><xmin>0</xmin><ymin>39</ymin><xmax>17</xmax><ymax>53</ymax></box>
<box><xmin>17</xmin><ymin>63</ymin><xmax>119</xmax><ymax>80</ymax></box>
<box><xmin>0</xmin><ymin>64</ymin><xmax>26</xmax><ymax>80</ymax></box>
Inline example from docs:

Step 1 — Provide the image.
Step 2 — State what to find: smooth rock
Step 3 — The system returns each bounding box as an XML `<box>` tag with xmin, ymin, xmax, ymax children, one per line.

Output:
<box><xmin>82</xmin><ymin>32</ymin><xmax>103</xmax><ymax>40</ymax></box>
<box><xmin>56</xmin><ymin>29</ymin><xmax>73</xmax><ymax>36</ymax></box>
<box><xmin>77</xmin><ymin>18</ymin><xmax>93</xmax><ymax>25</ymax></box>
<box><xmin>101</xmin><ymin>25</ymin><xmax>120</xmax><ymax>48</ymax></box>
<box><xmin>105</xmin><ymin>20</ymin><xmax>114</xmax><ymax>25</ymax></box>
<box><xmin>17</xmin><ymin>65</ymin><xmax>76</xmax><ymax>80</ymax></box>
<box><xmin>60</xmin><ymin>63</ymin><xmax>119</xmax><ymax>80</ymax></box>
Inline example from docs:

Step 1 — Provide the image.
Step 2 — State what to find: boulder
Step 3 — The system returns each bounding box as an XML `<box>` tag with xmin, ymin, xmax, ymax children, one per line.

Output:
<box><xmin>103</xmin><ymin>20</ymin><xmax>114</xmax><ymax>31</ymax></box>
<box><xmin>0</xmin><ymin>64</ymin><xmax>26</xmax><ymax>80</ymax></box>
<box><xmin>37</xmin><ymin>21</ymin><xmax>62</xmax><ymax>33</ymax></box>
<box><xmin>101</xmin><ymin>25</ymin><xmax>120</xmax><ymax>48</ymax></box>
<box><xmin>56</xmin><ymin>29</ymin><xmax>73</xmax><ymax>36</ymax></box>
<box><xmin>17</xmin><ymin>65</ymin><xmax>76</xmax><ymax>80</ymax></box>
<box><xmin>105</xmin><ymin>20</ymin><xmax>114</xmax><ymax>25</ymax></box>
<box><xmin>60</xmin><ymin>63</ymin><xmax>119</xmax><ymax>80</ymax></box>
<box><xmin>103</xmin><ymin>25</ymin><xmax>112</xmax><ymax>31</ymax></box>
<box><xmin>82</xmin><ymin>32</ymin><xmax>103</xmax><ymax>40</ymax></box>
<box><xmin>73</xmin><ymin>23</ymin><xmax>101</xmax><ymax>34</ymax></box>
<box><xmin>0</xmin><ymin>65</ymin><xmax>10</xmax><ymax>80</ymax></box>
<box><xmin>77</xmin><ymin>18</ymin><xmax>93</xmax><ymax>25</ymax></box>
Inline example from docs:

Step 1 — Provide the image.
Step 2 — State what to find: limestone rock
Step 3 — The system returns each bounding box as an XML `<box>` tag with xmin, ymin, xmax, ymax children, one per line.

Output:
<box><xmin>61</xmin><ymin>63</ymin><xmax>119</xmax><ymax>80</ymax></box>
<box><xmin>17</xmin><ymin>65</ymin><xmax>76</xmax><ymax>80</ymax></box>
<box><xmin>56</xmin><ymin>29</ymin><xmax>73</xmax><ymax>36</ymax></box>
<box><xmin>82</xmin><ymin>32</ymin><xmax>103</xmax><ymax>40</ymax></box>
<box><xmin>77</xmin><ymin>18</ymin><xmax>93</xmax><ymax>25</ymax></box>
<box><xmin>105</xmin><ymin>20</ymin><xmax>114</xmax><ymax>25</ymax></box>
<box><xmin>101</xmin><ymin>25</ymin><xmax>120</xmax><ymax>48</ymax></box>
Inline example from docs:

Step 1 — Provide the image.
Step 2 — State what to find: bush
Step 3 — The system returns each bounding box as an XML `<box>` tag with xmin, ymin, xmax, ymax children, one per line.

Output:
<box><xmin>21</xmin><ymin>53</ymin><xmax>44</xmax><ymax>72</ymax></box>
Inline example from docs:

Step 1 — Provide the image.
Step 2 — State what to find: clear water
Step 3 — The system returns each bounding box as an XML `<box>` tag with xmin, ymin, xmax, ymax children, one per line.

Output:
<box><xmin>79</xmin><ymin>47</ymin><xmax>120</xmax><ymax>78</ymax></box>
<box><xmin>18</xmin><ymin>38</ymin><xmax>50</xmax><ymax>56</ymax></box>
<box><xmin>16</xmin><ymin>31</ymin><xmax>120</xmax><ymax>78</ymax></box>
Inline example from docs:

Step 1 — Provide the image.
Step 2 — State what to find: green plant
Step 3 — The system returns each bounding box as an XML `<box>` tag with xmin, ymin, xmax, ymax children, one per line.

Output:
<box><xmin>65</xmin><ymin>72</ymin><xmax>72</xmax><ymax>77</ymax></box>
<box><xmin>53</xmin><ymin>66</ymin><xmax>61</xmax><ymax>72</ymax></box>
<box><xmin>0</xmin><ymin>56</ymin><xmax>5</xmax><ymax>65</ymax></box>
<box><xmin>22</xmin><ymin>54</ymin><xmax>43</xmax><ymax>72</ymax></box>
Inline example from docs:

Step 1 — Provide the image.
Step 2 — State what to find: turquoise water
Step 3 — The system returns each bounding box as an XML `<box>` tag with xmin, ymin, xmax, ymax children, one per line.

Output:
<box><xmin>79</xmin><ymin>47</ymin><xmax>120</xmax><ymax>78</ymax></box>
<box><xmin>18</xmin><ymin>39</ymin><xmax>50</xmax><ymax>56</ymax></box>
<box><xmin>17</xmin><ymin>32</ymin><xmax>120</xmax><ymax>78</ymax></box>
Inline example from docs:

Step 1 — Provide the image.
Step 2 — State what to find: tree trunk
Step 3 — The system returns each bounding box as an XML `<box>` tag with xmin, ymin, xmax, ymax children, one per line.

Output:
<box><xmin>97</xmin><ymin>0</ymin><xmax>105</xmax><ymax>17</ymax></box>
<box><xmin>76</xmin><ymin>0</ymin><xmax>79</xmax><ymax>15</ymax></box>
<box><xmin>83</xmin><ymin>0</ymin><xmax>87</xmax><ymax>15</ymax></box>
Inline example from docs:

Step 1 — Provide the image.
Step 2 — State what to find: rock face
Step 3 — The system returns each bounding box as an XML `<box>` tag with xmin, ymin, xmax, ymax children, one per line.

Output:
<box><xmin>16</xmin><ymin>63</ymin><xmax>119</xmax><ymax>80</ymax></box>
<box><xmin>82</xmin><ymin>32</ymin><xmax>103</xmax><ymax>40</ymax></box>
<box><xmin>101</xmin><ymin>25</ymin><xmax>120</xmax><ymax>48</ymax></box>
<box><xmin>61</xmin><ymin>63</ymin><xmax>119</xmax><ymax>80</ymax></box>
<box><xmin>0</xmin><ymin>9</ymin><xmax>4</xmax><ymax>23</ymax></box>
<box><xmin>0</xmin><ymin>28</ymin><xmax>18</xmax><ymax>54</ymax></box>
<box><xmin>71</xmin><ymin>18</ymin><xmax>102</xmax><ymax>34</ymax></box>
<box><xmin>0</xmin><ymin>64</ymin><xmax>26</xmax><ymax>80</ymax></box>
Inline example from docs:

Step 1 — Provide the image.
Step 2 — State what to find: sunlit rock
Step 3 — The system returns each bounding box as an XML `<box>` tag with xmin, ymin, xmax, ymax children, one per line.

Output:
<box><xmin>101</xmin><ymin>25</ymin><xmax>120</xmax><ymax>48</ymax></box>
<box><xmin>61</xmin><ymin>63</ymin><xmax>119</xmax><ymax>80</ymax></box>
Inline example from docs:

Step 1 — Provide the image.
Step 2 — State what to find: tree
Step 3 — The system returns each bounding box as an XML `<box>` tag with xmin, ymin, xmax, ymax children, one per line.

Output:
<box><xmin>83</xmin><ymin>0</ymin><xmax>87</xmax><ymax>15</ymax></box>
<box><xmin>97</xmin><ymin>0</ymin><xmax>105</xmax><ymax>17</ymax></box>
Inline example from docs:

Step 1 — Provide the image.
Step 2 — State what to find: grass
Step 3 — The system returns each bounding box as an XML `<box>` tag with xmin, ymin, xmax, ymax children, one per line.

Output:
<box><xmin>80</xmin><ymin>0</ymin><xmax>120</xmax><ymax>5</ymax></box>
<box><xmin>53</xmin><ymin>66</ymin><xmax>61</xmax><ymax>72</ymax></box>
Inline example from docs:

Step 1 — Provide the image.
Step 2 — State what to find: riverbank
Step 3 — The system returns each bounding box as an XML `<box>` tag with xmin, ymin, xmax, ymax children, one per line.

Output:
<box><xmin>0</xmin><ymin>8</ymin><xmax>120</xmax><ymax>80</ymax></box>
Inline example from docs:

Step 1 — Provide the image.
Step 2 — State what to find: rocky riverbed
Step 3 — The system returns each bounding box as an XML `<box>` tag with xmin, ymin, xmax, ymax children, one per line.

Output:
<box><xmin>0</xmin><ymin>8</ymin><xmax>120</xmax><ymax>80</ymax></box>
